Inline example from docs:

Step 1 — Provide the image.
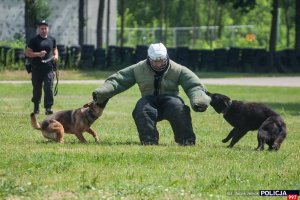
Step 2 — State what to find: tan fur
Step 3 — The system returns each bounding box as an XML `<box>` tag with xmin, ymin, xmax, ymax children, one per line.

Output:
<box><xmin>30</xmin><ymin>101</ymin><xmax>107</xmax><ymax>144</ymax></box>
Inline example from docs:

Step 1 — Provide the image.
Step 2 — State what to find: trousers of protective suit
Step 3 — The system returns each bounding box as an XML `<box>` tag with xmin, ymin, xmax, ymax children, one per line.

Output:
<box><xmin>132</xmin><ymin>95</ymin><xmax>196</xmax><ymax>145</ymax></box>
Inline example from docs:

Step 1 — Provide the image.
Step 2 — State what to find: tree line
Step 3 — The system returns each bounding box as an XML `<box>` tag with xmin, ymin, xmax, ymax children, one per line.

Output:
<box><xmin>24</xmin><ymin>0</ymin><xmax>300</xmax><ymax>51</ymax></box>
<box><xmin>117</xmin><ymin>0</ymin><xmax>300</xmax><ymax>51</ymax></box>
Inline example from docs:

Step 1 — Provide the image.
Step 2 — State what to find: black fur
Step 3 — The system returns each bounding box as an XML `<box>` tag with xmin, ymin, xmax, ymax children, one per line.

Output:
<box><xmin>206</xmin><ymin>92</ymin><xmax>287</xmax><ymax>150</ymax></box>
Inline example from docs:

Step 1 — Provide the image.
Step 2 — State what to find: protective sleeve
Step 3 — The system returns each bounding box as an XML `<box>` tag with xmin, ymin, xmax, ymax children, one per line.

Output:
<box><xmin>93</xmin><ymin>65</ymin><xmax>136</xmax><ymax>103</ymax></box>
<box><xmin>179</xmin><ymin>67</ymin><xmax>211</xmax><ymax>112</ymax></box>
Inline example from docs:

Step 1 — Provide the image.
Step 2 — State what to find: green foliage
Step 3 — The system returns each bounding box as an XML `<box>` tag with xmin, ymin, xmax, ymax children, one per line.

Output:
<box><xmin>27</xmin><ymin>0</ymin><xmax>51</xmax><ymax>22</ymax></box>
<box><xmin>117</xmin><ymin>0</ymin><xmax>296</xmax><ymax>49</ymax></box>
<box><xmin>229</xmin><ymin>0</ymin><xmax>256</xmax><ymax>13</ymax></box>
<box><xmin>0</xmin><ymin>78</ymin><xmax>299</xmax><ymax>199</ymax></box>
<box><xmin>0</xmin><ymin>41</ymin><xmax>26</xmax><ymax>70</ymax></box>
<box><xmin>0</xmin><ymin>40</ymin><xmax>26</xmax><ymax>49</ymax></box>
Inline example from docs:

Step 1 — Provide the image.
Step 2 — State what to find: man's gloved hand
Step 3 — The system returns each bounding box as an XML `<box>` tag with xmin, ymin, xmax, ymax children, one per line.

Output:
<box><xmin>193</xmin><ymin>104</ymin><xmax>208</xmax><ymax>112</ymax></box>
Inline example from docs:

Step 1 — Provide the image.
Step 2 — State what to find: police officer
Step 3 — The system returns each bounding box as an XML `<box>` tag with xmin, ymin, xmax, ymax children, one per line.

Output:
<box><xmin>25</xmin><ymin>20</ymin><xmax>59</xmax><ymax>115</ymax></box>
<box><xmin>93</xmin><ymin>43</ymin><xmax>211</xmax><ymax>146</ymax></box>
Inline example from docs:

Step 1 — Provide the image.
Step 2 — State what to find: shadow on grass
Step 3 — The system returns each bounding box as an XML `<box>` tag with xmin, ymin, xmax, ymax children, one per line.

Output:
<box><xmin>98</xmin><ymin>140</ymin><xmax>141</xmax><ymax>146</ymax></box>
<box><xmin>36</xmin><ymin>139</ymin><xmax>173</xmax><ymax>146</ymax></box>
<box><xmin>36</xmin><ymin>140</ymin><xmax>142</xmax><ymax>146</ymax></box>
<box><xmin>211</xmin><ymin>142</ymin><xmax>283</xmax><ymax>153</ymax></box>
<box><xmin>99</xmin><ymin>140</ymin><xmax>174</xmax><ymax>146</ymax></box>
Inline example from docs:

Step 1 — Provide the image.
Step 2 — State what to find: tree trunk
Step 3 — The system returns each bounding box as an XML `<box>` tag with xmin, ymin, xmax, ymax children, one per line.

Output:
<box><xmin>25</xmin><ymin>0</ymin><xmax>36</xmax><ymax>44</ymax></box>
<box><xmin>269</xmin><ymin>0</ymin><xmax>279</xmax><ymax>52</ymax></box>
<box><xmin>97</xmin><ymin>0</ymin><xmax>105</xmax><ymax>48</ymax></box>
<box><xmin>215</xmin><ymin>4</ymin><xmax>223</xmax><ymax>39</ymax></box>
<box><xmin>283</xmin><ymin>0</ymin><xmax>290</xmax><ymax>47</ymax></box>
<box><xmin>106</xmin><ymin>0</ymin><xmax>110</xmax><ymax>48</ymax></box>
<box><xmin>206</xmin><ymin>0</ymin><xmax>212</xmax><ymax>48</ymax></box>
<box><xmin>79</xmin><ymin>0</ymin><xmax>85</xmax><ymax>46</ymax></box>
<box><xmin>175</xmin><ymin>0</ymin><xmax>184</xmax><ymax>26</ymax></box>
<box><xmin>295</xmin><ymin>0</ymin><xmax>300</xmax><ymax>50</ymax></box>
<box><xmin>269</xmin><ymin>0</ymin><xmax>279</xmax><ymax>70</ymax></box>
<box><xmin>175</xmin><ymin>0</ymin><xmax>184</xmax><ymax>46</ymax></box>
<box><xmin>192</xmin><ymin>0</ymin><xmax>197</xmax><ymax>47</ymax></box>
<box><xmin>160</xmin><ymin>0</ymin><xmax>165</xmax><ymax>43</ymax></box>
<box><xmin>164</xmin><ymin>0</ymin><xmax>168</xmax><ymax>45</ymax></box>
<box><xmin>119</xmin><ymin>0</ymin><xmax>124</xmax><ymax>48</ymax></box>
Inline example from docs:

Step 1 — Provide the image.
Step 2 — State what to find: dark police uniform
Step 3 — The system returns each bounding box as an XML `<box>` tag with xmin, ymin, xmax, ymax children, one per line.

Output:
<box><xmin>28</xmin><ymin>34</ymin><xmax>57</xmax><ymax>111</ymax></box>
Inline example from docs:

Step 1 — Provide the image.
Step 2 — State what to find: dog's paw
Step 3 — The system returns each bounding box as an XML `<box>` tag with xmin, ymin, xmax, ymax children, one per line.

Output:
<box><xmin>271</xmin><ymin>144</ymin><xmax>280</xmax><ymax>151</ymax></box>
<box><xmin>58</xmin><ymin>140</ymin><xmax>64</xmax><ymax>144</ymax></box>
<box><xmin>222</xmin><ymin>139</ymin><xmax>228</xmax><ymax>143</ymax></box>
<box><xmin>255</xmin><ymin>147</ymin><xmax>263</xmax><ymax>151</ymax></box>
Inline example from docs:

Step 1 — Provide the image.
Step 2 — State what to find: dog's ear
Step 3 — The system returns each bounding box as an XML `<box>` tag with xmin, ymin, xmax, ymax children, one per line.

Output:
<box><xmin>83</xmin><ymin>102</ymin><xmax>93</xmax><ymax>108</ymax></box>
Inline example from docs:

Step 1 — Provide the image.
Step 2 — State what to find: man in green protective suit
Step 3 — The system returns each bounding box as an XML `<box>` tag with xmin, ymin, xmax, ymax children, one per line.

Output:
<box><xmin>93</xmin><ymin>43</ymin><xmax>211</xmax><ymax>146</ymax></box>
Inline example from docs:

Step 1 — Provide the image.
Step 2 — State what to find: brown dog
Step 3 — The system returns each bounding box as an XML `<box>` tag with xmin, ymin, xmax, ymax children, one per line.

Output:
<box><xmin>30</xmin><ymin>99</ymin><xmax>108</xmax><ymax>143</ymax></box>
<box><xmin>206</xmin><ymin>92</ymin><xmax>286</xmax><ymax>151</ymax></box>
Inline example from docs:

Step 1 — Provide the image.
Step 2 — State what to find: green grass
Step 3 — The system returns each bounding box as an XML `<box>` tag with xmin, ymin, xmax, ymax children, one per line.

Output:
<box><xmin>0</xmin><ymin>81</ymin><xmax>299</xmax><ymax>199</ymax></box>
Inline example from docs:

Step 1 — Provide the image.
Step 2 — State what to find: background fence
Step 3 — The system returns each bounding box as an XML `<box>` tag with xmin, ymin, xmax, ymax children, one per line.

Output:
<box><xmin>0</xmin><ymin>45</ymin><xmax>299</xmax><ymax>73</ymax></box>
<box><xmin>112</xmin><ymin>25</ymin><xmax>258</xmax><ymax>49</ymax></box>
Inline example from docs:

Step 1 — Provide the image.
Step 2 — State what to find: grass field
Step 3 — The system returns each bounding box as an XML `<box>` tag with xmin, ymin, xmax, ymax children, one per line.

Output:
<box><xmin>0</xmin><ymin>71</ymin><xmax>299</xmax><ymax>199</ymax></box>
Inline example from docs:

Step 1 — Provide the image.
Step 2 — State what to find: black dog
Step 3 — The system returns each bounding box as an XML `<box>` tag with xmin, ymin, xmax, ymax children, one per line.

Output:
<box><xmin>206</xmin><ymin>92</ymin><xmax>286</xmax><ymax>150</ymax></box>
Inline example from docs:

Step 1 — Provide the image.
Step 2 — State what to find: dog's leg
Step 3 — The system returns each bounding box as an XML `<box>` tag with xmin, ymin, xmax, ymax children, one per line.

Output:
<box><xmin>75</xmin><ymin>133</ymin><xmax>87</xmax><ymax>143</ymax></box>
<box><xmin>274</xmin><ymin>119</ymin><xmax>286</xmax><ymax>151</ymax></box>
<box><xmin>86</xmin><ymin>128</ymin><xmax>99</xmax><ymax>143</ymax></box>
<box><xmin>222</xmin><ymin>128</ymin><xmax>237</xmax><ymax>143</ymax></box>
<box><xmin>255</xmin><ymin>132</ymin><xmax>265</xmax><ymax>151</ymax></box>
<box><xmin>227</xmin><ymin>128</ymin><xmax>248</xmax><ymax>148</ymax></box>
<box><xmin>45</xmin><ymin>120</ymin><xmax>65</xmax><ymax>144</ymax></box>
<box><xmin>257</xmin><ymin>117</ymin><xmax>285</xmax><ymax>151</ymax></box>
<box><xmin>272</xmin><ymin>135</ymin><xmax>286</xmax><ymax>151</ymax></box>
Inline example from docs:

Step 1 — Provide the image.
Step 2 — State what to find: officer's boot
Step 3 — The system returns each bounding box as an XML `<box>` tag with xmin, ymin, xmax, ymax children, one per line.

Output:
<box><xmin>45</xmin><ymin>107</ymin><xmax>53</xmax><ymax>115</ymax></box>
<box><xmin>33</xmin><ymin>103</ymin><xmax>40</xmax><ymax>114</ymax></box>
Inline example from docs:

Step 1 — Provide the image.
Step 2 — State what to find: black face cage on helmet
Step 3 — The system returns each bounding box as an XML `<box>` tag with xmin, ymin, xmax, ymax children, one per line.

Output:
<box><xmin>147</xmin><ymin>55</ymin><xmax>170</xmax><ymax>72</ymax></box>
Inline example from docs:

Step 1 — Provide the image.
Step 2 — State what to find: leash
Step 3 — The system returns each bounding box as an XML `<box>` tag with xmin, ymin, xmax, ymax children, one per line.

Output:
<box><xmin>54</xmin><ymin>69</ymin><xmax>59</xmax><ymax>96</ymax></box>
<box><xmin>52</xmin><ymin>60</ymin><xmax>59</xmax><ymax>96</ymax></box>
<box><xmin>42</xmin><ymin>56</ymin><xmax>54</xmax><ymax>63</ymax></box>
<box><xmin>40</xmin><ymin>56</ymin><xmax>59</xmax><ymax>96</ymax></box>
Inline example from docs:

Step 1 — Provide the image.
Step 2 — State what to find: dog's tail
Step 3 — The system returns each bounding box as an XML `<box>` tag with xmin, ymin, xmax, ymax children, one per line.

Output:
<box><xmin>30</xmin><ymin>113</ymin><xmax>41</xmax><ymax>130</ymax></box>
<box><xmin>273</xmin><ymin>117</ymin><xmax>287</xmax><ymax>150</ymax></box>
<box><xmin>263</xmin><ymin>116</ymin><xmax>287</xmax><ymax>150</ymax></box>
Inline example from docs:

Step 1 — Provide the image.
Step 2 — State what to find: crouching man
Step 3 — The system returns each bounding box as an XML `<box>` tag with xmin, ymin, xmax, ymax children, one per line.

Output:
<box><xmin>93</xmin><ymin>43</ymin><xmax>210</xmax><ymax>146</ymax></box>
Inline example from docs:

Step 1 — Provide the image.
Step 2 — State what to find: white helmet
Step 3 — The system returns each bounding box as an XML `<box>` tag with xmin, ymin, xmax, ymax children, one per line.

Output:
<box><xmin>147</xmin><ymin>43</ymin><xmax>167</xmax><ymax>60</ymax></box>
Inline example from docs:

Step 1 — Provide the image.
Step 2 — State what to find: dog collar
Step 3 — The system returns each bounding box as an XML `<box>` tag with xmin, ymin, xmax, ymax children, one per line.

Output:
<box><xmin>222</xmin><ymin>100</ymin><xmax>232</xmax><ymax>115</ymax></box>
<box><xmin>86</xmin><ymin>108</ymin><xmax>98</xmax><ymax>125</ymax></box>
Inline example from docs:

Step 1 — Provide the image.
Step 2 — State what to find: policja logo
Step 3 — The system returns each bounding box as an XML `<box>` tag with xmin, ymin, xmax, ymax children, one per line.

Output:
<box><xmin>260</xmin><ymin>190</ymin><xmax>299</xmax><ymax>196</ymax></box>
